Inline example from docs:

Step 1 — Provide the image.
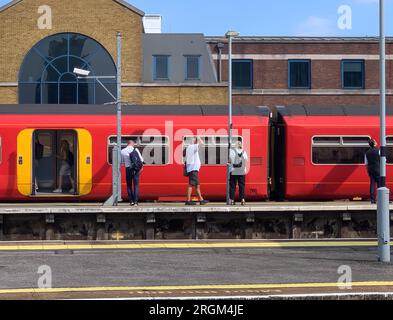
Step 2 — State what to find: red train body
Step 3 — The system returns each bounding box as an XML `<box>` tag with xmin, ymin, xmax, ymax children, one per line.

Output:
<box><xmin>1</xmin><ymin>104</ymin><xmax>392</xmax><ymax>202</ymax></box>
<box><xmin>0</xmin><ymin>105</ymin><xmax>270</xmax><ymax>201</ymax></box>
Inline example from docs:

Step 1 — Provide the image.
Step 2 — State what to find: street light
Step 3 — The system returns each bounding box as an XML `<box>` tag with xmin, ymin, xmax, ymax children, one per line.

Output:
<box><xmin>73</xmin><ymin>32</ymin><xmax>123</xmax><ymax>206</ymax></box>
<box><xmin>225</xmin><ymin>30</ymin><xmax>239</xmax><ymax>205</ymax></box>
<box><xmin>377</xmin><ymin>0</ymin><xmax>390</xmax><ymax>263</ymax></box>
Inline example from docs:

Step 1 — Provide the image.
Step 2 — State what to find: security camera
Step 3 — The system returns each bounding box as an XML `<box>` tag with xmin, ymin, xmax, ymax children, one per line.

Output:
<box><xmin>73</xmin><ymin>68</ymin><xmax>91</xmax><ymax>76</ymax></box>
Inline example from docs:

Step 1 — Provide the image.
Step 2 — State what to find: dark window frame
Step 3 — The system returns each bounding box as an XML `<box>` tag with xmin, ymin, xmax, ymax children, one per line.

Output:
<box><xmin>183</xmin><ymin>135</ymin><xmax>243</xmax><ymax>166</ymax></box>
<box><xmin>153</xmin><ymin>55</ymin><xmax>170</xmax><ymax>80</ymax></box>
<box><xmin>341</xmin><ymin>59</ymin><xmax>365</xmax><ymax>89</ymax></box>
<box><xmin>232</xmin><ymin>59</ymin><xmax>253</xmax><ymax>89</ymax></box>
<box><xmin>107</xmin><ymin>135</ymin><xmax>170</xmax><ymax>166</ymax></box>
<box><xmin>288</xmin><ymin>59</ymin><xmax>311</xmax><ymax>89</ymax></box>
<box><xmin>184</xmin><ymin>55</ymin><xmax>201</xmax><ymax>80</ymax></box>
<box><xmin>311</xmin><ymin>135</ymin><xmax>371</xmax><ymax>165</ymax></box>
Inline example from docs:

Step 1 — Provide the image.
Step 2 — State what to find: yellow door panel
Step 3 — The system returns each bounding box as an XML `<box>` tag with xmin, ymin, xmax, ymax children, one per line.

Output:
<box><xmin>76</xmin><ymin>129</ymin><xmax>92</xmax><ymax>196</ymax></box>
<box><xmin>17</xmin><ymin>129</ymin><xmax>34</xmax><ymax>196</ymax></box>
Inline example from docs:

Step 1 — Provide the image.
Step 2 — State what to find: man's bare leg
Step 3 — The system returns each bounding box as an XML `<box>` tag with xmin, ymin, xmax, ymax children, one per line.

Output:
<box><xmin>196</xmin><ymin>185</ymin><xmax>204</xmax><ymax>201</ymax></box>
<box><xmin>187</xmin><ymin>186</ymin><xmax>193</xmax><ymax>201</ymax></box>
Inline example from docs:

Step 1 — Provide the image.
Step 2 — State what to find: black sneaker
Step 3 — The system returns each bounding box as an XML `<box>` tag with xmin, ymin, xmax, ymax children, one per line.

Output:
<box><xmin>200</xmin><ymin>200</ymin><xmax>209</xmax><ymax>205</ymax></box>
<box><xmin>185</xmin><ymin>201</ymin><xmax>196</xmax><ymax>206</ymax></box>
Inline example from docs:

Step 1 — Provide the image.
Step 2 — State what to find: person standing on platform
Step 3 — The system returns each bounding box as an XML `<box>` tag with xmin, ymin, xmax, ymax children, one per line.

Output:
<box><xmin>229</xmin><ymin>140</ymin><xmax>248</xmax><ymax>206</ymax></box>
<box><xmin>121</xmin><ymin>139</ymin><xmax>144</xmax><ymax>206</ymax></box>
<box><xmin>365</xmin><ymin>138</ymin><xmax>380</xmax><ymax>204</ymax></box>
<box><xmin>185</xmin><ymin>136</ymin><xmax>209</xmax><ymax>206</ymax></box>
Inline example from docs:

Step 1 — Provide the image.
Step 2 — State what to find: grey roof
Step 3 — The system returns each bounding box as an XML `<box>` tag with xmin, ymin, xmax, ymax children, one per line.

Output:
<box><xmin>0</xmin><ymin>0</ymin><xmax>144</xmax><ymax>16</ymax></box>
<box><xmin>205</xmin><ymin>36</ymin><xmax>393</xmax><ymax>43</ymax></box>
<box><xmin>143</xmin><ymin>33</ymin><xmax>218</xmax><ymax>83</ymax></box>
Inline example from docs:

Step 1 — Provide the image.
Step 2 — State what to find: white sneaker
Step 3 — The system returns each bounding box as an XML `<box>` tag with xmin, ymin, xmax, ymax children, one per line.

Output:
<box><xmin>53</xmin><ymin>188</ymin><xmax>62</xmax><ymax>193</ymax></box>
<box><xmin>69</xmin><ymin>188</ymin><xmax>75</xmax><ymax>193</ymax></box>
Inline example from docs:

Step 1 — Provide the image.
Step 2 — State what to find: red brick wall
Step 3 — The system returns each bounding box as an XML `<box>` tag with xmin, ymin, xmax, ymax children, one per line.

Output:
<box><xmin>209</xmin><ymin>40</ymin><xmax>393</xmax><ymax>107</ymax></box>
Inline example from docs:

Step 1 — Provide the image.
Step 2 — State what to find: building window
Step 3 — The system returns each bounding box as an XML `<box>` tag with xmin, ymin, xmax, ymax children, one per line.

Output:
<box><xmin>312</xmin><ymin>136</ymin><xmax>370</xmax><ymax>165</ymax></box>
<box><xmin>233</xmin><ymin>60</ymin><xmax>253</xmax><ymax>89</ymax></box>
<box><xmin>153</xmin><ymin>55</ymin><xmax>169</xmax><ymax>80</ymax></box>
<box><xmin>19</xmin><ymin>32</ymin><xmax>116</xmax><ymax>104</ymax></box>
<box><xmin>185</xmin><ymin>55</ymin><xmax>200</xmax><ymax>80</ymax></box>
<box><xmin>183</xmin><ymin>135</ymin><xmax>242</xmax><ymax>165</ymax></box>
<box><xmin>342</xmin><ymin>60</ymin><xmax>365</xmax><ymax>89</ymax></box>
<box><xmin>288</xmin><ymin>60</ymin><xmax>311</xmax><ymax>89</ymax></box>
<box><xmin>108</xmin><ymin>135</ymin><xmax>169</xmax><ymax>165</ymax></box>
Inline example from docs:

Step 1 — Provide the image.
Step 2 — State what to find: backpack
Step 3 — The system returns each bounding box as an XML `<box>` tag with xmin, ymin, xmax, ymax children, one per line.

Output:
<box><xmin>129</xmin><ymin>149</ymin><xmax>143</xmax><ymax>172</ymax></box>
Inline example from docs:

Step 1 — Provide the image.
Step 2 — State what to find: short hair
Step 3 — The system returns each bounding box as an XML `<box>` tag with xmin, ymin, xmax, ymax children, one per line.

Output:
<box><xmin>369</xmin><ymin>139</ymin><xmax>376</xmax><ymax>147</ymax></box>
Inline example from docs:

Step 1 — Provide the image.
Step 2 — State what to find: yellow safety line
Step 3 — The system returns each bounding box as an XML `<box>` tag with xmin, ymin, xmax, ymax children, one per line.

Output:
<box><xmin>1</xmin><ymin>281</ymin><xmax>393</xmax><ymax>295</ymax></box>
<box><xmin>0</xmin><ymin>241</ymin><xmax>378</xmax><ymax>251</ymax></box>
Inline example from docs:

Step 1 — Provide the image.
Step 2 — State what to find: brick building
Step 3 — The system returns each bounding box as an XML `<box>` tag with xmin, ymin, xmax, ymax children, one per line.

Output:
<box><xmin>0</xmin><ymin>0</ymin><xmax>227</xmax><ymax>105</ymax></box>
<box><xmin>207</xmin><ymin>37</ymin><xmax>393</xmax><ymax>107</ymax></box>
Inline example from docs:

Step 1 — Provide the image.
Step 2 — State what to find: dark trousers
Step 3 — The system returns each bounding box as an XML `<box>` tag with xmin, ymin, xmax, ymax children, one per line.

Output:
<box><xmin>230</xmin><ymin>174</ymin><xmax>245</xmax><ymax>201</ymax></box>
<box><xmin>126</xmin><ymin>167</ymin><xmax>140</xmax><ymax>203</ymax></box>
<box><xmin>369</xmin><ymin>171</ymin><xmax>381</xmax><ymax>202</ymax></box>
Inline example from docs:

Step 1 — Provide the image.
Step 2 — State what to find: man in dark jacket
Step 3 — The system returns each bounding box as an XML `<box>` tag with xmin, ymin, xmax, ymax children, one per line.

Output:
<box><xmin>365</xmin><ymin>139</ymin><xmax>380</xmax><ymax>203</ymax></box>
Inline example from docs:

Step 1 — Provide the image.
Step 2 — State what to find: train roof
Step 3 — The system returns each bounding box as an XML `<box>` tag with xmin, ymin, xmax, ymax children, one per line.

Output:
<box><xmin>276</xmin><ymin>105</ymin><xmax>393</xmax><ymax>117</ymax></box>
<box><xmin>0</xmin><ymin>104</ymin><xmax>271</xmax><ymax>117</ymax></box>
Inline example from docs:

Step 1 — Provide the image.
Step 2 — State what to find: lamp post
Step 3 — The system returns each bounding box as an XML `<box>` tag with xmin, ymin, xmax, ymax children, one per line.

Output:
<box><xmin>225</xmin><ymin>31</ymin><xmax>239</xmax><ymax>205</ymax></box>
<box><xmin>377</xmin><ymin>0</ymin><xmax>390</xmax><ymax>263</ymax></box>
<box><xmin>74</xmin><ymin>32</ymin><xmax>122</xmax><ymax>206</ymax></box>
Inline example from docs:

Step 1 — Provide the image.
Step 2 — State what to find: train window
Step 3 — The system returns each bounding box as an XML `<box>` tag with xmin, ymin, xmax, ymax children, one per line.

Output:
<box><xmin>183</xmin><ymin>135</ymin><xmax>242</xmax><ymax>165</ymax></box>
<box><xmin>312</xmin><ymin>135</ymin><xmax>370</xmax><ymax>165</ymax></box>
<box><xmin>108</xmin><ymin>135</ymin><xmax>169</xmax><ymax>165</ymax></box>
<box><xmin>342</xmin><ymin>136</ymin><xmax>370</xmax><ymax>145</ymax></box>
<box><xmin>386</xmin><ymin>136</ymin><xmax>393</xmax><ymax>164</ymax></box>
<box><xmin>312</xmin><ymin>137</ymin><xmax>340</xmax><ymax>145</ymax></box>
<box><xmin>0</xmin><ymin>137</ymin><xmax>2</xmax><ymax>164</ymax></box>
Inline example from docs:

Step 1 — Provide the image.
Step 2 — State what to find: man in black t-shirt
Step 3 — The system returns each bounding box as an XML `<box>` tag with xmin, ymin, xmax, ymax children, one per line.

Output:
<box><xmin>365</xmin><ymin>139</ymin><xmax>380</xmax><ymax>204</ymax></box>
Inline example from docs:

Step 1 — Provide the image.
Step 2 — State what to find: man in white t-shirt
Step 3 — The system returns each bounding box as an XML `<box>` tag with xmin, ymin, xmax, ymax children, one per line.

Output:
<box><xmin>185</xmin><ymin>136</ymin><xmax>209</xmax><ymax>205</ymax></box>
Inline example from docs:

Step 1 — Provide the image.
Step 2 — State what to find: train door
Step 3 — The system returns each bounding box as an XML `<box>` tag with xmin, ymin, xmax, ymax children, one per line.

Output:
<box><xmin>33</xmin><ymin>130</ymin><xmax>77</xmax><ymax>195</ymax></box>
<box><xmin>17</xmin><ymin>129</ymin><xmax>92</xmax><ymax>197</ymax></box>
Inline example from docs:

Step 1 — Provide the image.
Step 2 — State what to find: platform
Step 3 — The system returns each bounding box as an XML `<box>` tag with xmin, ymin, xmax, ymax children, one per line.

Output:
<box><xmin>0</xmin><ymin>201</ymin><xmax>385</xmax><ymax>215</ymax></box>
<box><xmin>0</xmin><ymin>201</ymin><xmax>388</xmax><ymax>241</ymax></box>
<box><xmin>0</xmin><ymin>240</ymin><xmax>393</xmax><ymax>300</ymax></box>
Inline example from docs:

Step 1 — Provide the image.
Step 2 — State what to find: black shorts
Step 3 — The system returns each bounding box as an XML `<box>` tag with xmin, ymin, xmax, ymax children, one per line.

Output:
<box><xmin>188</xmin><ymin>171</ymin><xmax>200</xmax><ymax>186</ymax></box>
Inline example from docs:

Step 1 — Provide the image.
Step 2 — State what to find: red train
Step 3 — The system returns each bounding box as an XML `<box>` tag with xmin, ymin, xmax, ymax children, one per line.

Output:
<box><xmin>0</xmin><ymin>104</ymin><xmax>391</xmax><ymax>202</ymax></box>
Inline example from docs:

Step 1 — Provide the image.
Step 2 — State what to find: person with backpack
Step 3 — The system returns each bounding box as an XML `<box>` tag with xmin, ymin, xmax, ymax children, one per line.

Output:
<box><xmin>228</xmin><ymin>141</ymin><xmax>248</xmax><ymax>205</ymax></box>
<box><xmin>121</xmin><ymin>139</ymin><xmax>144</xmax><ymax>206</ymax></box>
<box><xmin>365</xmin><ymin>138</ymin><xmax>380</xmax><ymax>204</ymax></box>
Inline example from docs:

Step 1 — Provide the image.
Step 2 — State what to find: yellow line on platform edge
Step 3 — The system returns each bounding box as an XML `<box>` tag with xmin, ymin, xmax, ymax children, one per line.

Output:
<box><xmin>1</xmin><ymin>281</ymin><xmax>393</xmax><ymax>295</ymax></box>
<box><xmin>0</xmin><ymin>241</ymin><xmax>378</xmax><ymax>251</ymax></box>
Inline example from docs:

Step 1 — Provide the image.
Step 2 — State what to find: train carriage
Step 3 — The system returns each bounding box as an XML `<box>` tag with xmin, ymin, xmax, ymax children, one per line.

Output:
<box><xmin>0</xmin><ymin>104</ymin><xmax>271</xmax><ymax>202</ymax></box>
<box><xmin>273</xmin><ymin>105</ymin><xmax>393</xmax><ymax>200</ymax></box>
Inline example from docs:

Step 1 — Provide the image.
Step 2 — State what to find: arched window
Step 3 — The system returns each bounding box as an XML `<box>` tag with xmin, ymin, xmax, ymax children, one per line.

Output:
<box><xmin>19</xmin><ymin>33</ymin><xmax>117</xmax><ymax>104</ymax></box>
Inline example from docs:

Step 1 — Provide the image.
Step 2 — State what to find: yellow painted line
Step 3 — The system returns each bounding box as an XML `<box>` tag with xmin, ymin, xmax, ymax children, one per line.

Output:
<box><xmin>0</xmin><ymin>241</ymin><xmax>378</xmax><ymax>251</ymax></box>
<box><xmin>2</xmin><ymin>281</ymin><xmax>393</xmax><ymax>295</ymax></box>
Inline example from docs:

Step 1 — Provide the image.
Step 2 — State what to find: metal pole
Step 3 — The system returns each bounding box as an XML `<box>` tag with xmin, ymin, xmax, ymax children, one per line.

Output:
<box><xmin>116</xmin><ymin>32</ymin><xmax>122</xmax><ymax>204</ymax></box>
<box><xmin>377</xmin><ymin>0</ymin><xmax>390</xmax><ymax>263</ymax></box>
<box><xmin>226</xmin><ymin>35</ymin><xmax>233</xmax><ymax>205</ymax></box>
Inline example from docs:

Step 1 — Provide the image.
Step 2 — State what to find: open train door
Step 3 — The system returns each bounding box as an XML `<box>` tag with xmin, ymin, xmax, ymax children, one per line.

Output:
<box><xmin>17</xmin><ymin>128</ymin><xmax>92</xmax><ymax>197</ymax></box>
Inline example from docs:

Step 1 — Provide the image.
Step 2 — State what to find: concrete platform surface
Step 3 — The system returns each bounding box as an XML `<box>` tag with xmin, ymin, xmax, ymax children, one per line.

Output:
<box><xmin>1</xmin><ymin>240</ymin><xmax>393</xmax><ymax>299</ymax></box>
<box><xmin>0</xmin><ymin>201</ymin><xmax>384</xmax><ymax>214</ymax></box>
